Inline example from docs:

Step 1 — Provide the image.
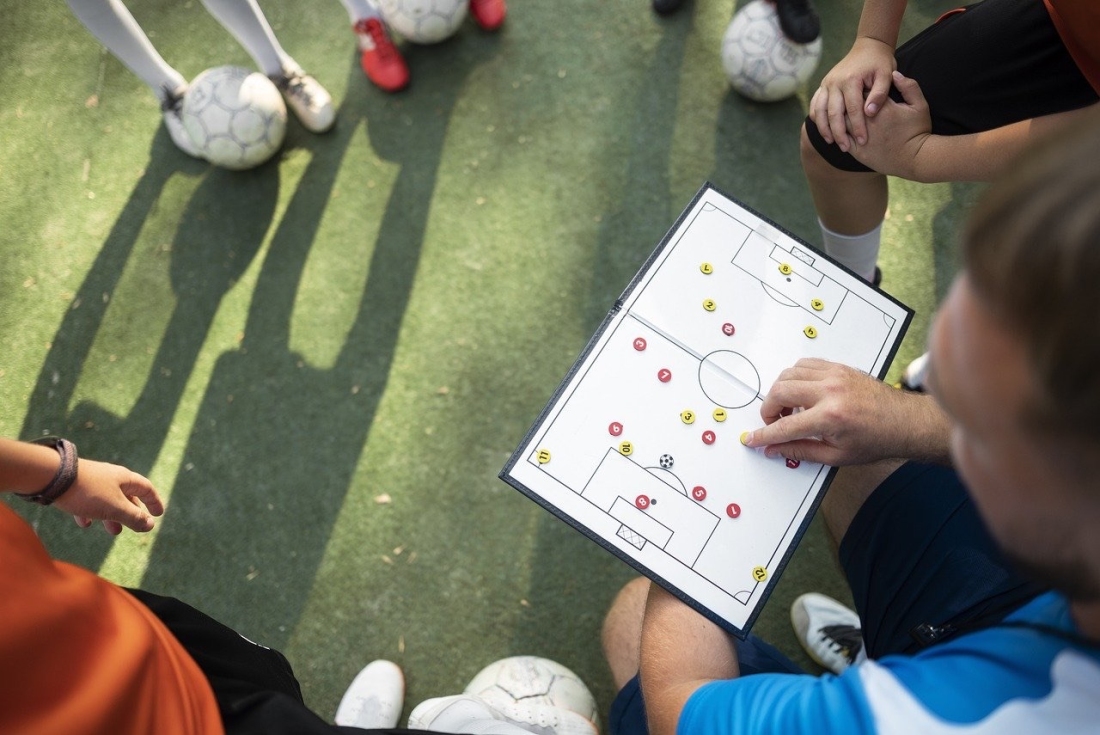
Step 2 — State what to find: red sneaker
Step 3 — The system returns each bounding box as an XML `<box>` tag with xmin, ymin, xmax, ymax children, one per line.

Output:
<box><xmin>469</xmin><ymin>0</ymin><xmax>507</xmax><ymax>31</ymax></box>
<box><xmin>354</xmin><ymin>17</ymin><xmax>409</xmax><ymax>93</ymax></box>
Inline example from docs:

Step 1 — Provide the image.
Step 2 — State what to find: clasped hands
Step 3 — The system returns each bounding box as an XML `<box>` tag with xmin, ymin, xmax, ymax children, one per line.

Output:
<box><xmin>809</xmin><ymin>37</ymin><xmax>933</xmax><ymax>179</ymax></box>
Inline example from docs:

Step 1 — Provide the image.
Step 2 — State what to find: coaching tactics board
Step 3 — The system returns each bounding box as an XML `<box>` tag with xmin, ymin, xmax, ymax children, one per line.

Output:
<box><xmin>501</xmin><ymin>183</ymin><xmax>912</xmax><ymax>636</ymax></box>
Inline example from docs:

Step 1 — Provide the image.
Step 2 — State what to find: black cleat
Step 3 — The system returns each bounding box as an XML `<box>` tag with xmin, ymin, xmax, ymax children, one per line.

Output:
<box><xmin>652</xmin><ymin>0</ymin><xmax>685</xmax><ymax>16</ymax></box>
<box><xmin>775</xmin><ymin>0</ymin><xmax>821</xmax><ymax>44</ymax></box>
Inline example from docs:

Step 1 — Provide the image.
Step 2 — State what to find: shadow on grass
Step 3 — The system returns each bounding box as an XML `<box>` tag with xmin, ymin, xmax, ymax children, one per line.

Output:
<box><xmin>710</xmin><ymin>87</ymin><xmax>819</xmax><ymax>242</ymax></box>
<box><xmin>512</xmin><ymin>5</ymin><xmax>697</xmax><ymax>716</ymax></box>
<box><xmin>139</xmin><ymin>35</ymin><xmax>497</xmax><ymax>647</ymax></box>
<box><xmin>581</xmin><ymin>3</ymin><xmax>696</xmax><ymax>337</ymax></box>
<box><xmin>16</xmin><ymin>134</ymin><xmax>241</xmax><ymax>569</ymax></box>
<box><xmin>18</xmin><ymin>27</ymin><xmax>498</xmax><ymax>651</ymax></box>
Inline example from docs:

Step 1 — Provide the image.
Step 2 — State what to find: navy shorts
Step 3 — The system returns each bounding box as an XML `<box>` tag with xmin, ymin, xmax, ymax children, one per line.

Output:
<box><xmin>607</xmin><ymin>461</ymin><xmax>1045</xmax><ymax>734</ymax></box>
<box><xmin>806</xmin><ymin>0</ymin><xmax>1099</xmax><ymax>173</ymax></box>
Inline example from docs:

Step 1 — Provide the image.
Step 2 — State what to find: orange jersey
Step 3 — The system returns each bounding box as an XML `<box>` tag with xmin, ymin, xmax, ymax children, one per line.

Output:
<box><xmin>0</xmin><ymin>503</ymin><xmax>224</xmax><ymax>734</ymax></box>
<box><xmin>1046</xmin><ymin>0</ymin><xmax>1100</xmax><ymax>95</ymax></box>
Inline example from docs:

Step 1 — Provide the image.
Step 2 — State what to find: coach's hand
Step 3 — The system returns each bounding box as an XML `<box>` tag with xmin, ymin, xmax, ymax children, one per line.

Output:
<box><xmin>740</xmin><ymin>358</ymin><xmax>951</xmax><ymax>466</ymax></box>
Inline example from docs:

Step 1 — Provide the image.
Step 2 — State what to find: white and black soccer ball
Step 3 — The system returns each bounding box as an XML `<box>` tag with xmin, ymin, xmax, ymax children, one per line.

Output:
<box><xmin>182</xmin><ymin>65</ymin><xmax>286</xmax><ymax>170</ymax></box>
<box><xmin>464</xmin><ymin>656</ymin><xmax>599</xmax><ymax>723</ymax></box>
<box><xmin>378</xmin><ymin>0</ymin><xmax>467</xmax><ymax>44</ymax></box>
<box><xmin>659</xmin><ymin>454</ymin><xmax>674</xmax><ymax>469</ymax></box>
<box><xmin>721</xmin><ymin>0</ymin><xmax>822</xmax><ymax>103</ymax></box>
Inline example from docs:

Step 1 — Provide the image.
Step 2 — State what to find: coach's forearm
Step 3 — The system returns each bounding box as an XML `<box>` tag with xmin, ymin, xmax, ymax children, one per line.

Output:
<box><xmin>896</xmin><ymin>392</ymin><xmax>953</xmax><ymax>465</ymax></box>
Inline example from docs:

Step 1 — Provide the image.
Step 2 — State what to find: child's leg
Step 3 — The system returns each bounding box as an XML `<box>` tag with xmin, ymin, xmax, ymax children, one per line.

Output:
<box><xmin>200</xmin><ymin>0</ymin><xmax>335</xmax><ymax>133</ymax></box>
<box><xmin>199</xmin><ymin>0</ymin><xmax>293</xmax><ymax>76</ymax></box>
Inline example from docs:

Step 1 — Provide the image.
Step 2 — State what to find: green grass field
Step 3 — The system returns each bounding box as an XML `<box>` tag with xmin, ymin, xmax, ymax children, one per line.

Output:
<box><xmin>0</xmin><ymin>0</ymin><xmax>973</xmax><ymax>725</ymax></box>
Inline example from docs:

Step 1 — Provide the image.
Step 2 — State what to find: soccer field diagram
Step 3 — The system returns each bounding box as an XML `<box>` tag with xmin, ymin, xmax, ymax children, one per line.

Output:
<box><xmin>503</xmin><ymin>184</ymin><xmax>912</xmax><ymax>635</ymax></box>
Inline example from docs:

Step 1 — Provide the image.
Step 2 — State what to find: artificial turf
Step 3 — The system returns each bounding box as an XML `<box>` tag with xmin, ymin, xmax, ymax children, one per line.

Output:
<box><xmin>0</xmin><ymin>0</ymin><xmax>972</xmax><ymax>725</ymax></box>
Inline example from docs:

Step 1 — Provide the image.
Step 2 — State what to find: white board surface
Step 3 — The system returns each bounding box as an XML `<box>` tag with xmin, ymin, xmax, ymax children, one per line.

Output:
<box><xmin>502</xmin><ymin>183</ymin><xmax>912</xmax><ymax>636</ymax></box>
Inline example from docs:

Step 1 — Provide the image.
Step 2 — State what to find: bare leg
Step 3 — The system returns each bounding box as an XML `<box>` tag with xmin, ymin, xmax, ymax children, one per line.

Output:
<box><xmin>800</xmin><ymin>124</ymin><xmax>889</xmax><ymax>235</ymax></box>
<box><xmin>820</xmin><ymin>459</ymin><xmax>905</xmax><ymax>550</ymax></box>
<box><xmin>601</xmin><ymin>577</ymin><xmax>651</xmax><ymax>689</ymax></box>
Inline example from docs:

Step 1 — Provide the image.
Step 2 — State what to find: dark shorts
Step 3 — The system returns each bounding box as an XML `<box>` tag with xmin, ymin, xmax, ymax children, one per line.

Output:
<box><xmin>607</xmin><ymin>461</ymin><xmax>1045</xmax><ymax>735</ymax></box>
<box><xmin>608</xmin><ymin>631</ymin><xmax>805</xmax><ymax>735</ymax></box>
<box><xmin>806</xmin><ymin>0</ymin><xmax>1099</xmax><ymax>172</ymax></box>
<box><xmin>128</xmin><ymin>589</ymin><xmax>425</xmax><ymax>734</ymax></box>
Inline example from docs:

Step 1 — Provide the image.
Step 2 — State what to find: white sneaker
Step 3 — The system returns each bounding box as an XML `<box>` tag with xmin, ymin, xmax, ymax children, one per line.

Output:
<box><xmin>901</xmin><ymin>351</ymin><xmax>930</xmax><ymax>392</ymax></box>
<box><xmin>408</xmin><ymin>694</ymin><xmax>599</xmax><ymax>735</ymax></box>
<box><xmin>270</xmin><ymin>68</ymin><xmax>335</xmax><ymax>133</ymax></box>
<box><xmin>791</xmin><ymin>592</ymin><xmax>867</xmax><ymax>675</ymax></box>
<box><xmin>160</xmin><ymin>86</ymin><xmax>204</xmax><ymax>159</ymax></box>
<box><xmin>335</xmin><ymin>660</ymin><xmax>405</xmax><ymax>728</ymax></box>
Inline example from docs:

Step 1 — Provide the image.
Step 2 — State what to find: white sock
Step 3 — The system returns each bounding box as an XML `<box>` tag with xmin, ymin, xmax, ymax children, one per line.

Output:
<box><xmin>903</xmin><ymin>351</ymin><xmax>931</xmax><ymax>390</ymax></box>
<box><xmin>819</xmin><ymin>219</ymin><xmax>882</xmax><ymax>283</ymax></box>
<box><xmin>339</xmin><ymin>0</ymin><xmax>382</xmax><ymax>23</ymax></box>
<box><xmin>200</xmin><ymin>0</ymin><xmax>296</xmax><ymax>77</ymax></box>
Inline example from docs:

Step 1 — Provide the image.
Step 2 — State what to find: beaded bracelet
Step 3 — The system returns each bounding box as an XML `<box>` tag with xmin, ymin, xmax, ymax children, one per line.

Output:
<box><xmin>15</xmin><ymin>437</ymin><xmax>79</xmax><ymax>506</ymax></box>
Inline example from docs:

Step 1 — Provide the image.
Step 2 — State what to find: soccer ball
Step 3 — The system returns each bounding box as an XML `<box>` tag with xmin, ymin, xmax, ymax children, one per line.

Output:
<box><xmin>721</xmin><ymin>0</ymin><xmax>822</xmax><ymax>103</ymax></box>
<box><xmin>464</xmin><ymin>656</ymin><xmax>599</xmax><ymax>723</ymax></box>
<box><xmin>181</xmin><ymin>66</ymin><xmax>287</xmax><ymax>170</ymax></box>
<box><xmin>659</xmin><ymin>454</ymin><xmax>674</xmax><ymax>469</ymax></box>
<box><xmin>379</xmin><ymin>0</ymin><xmax>467</xmax><ymax>44</ymax></box>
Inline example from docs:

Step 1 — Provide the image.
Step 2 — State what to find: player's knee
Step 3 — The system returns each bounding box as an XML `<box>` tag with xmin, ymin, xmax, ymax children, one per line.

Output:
<box><xmin>801</xmin><ymin>119</ymin><xmax>871</xmax><ymax>178</ymax></box>
<box><xmin>800</xmin><ymin>123</ymin><xmax>830</xmax><ymax>179</ymax></box>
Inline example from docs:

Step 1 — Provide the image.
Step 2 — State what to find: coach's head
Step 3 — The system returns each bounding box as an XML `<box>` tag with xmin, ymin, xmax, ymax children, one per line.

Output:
<box><xmin>928</xmin><ymin>111</ymin><xmax>1100</xmax><ymax>611</ymax></box>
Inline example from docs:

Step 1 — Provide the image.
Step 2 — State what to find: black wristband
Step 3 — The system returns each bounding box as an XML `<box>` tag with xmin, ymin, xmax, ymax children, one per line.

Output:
<box><xmin>15</xmin><ymin>437</ymin><xmax>79</xmax><ymax>506</ymax></box>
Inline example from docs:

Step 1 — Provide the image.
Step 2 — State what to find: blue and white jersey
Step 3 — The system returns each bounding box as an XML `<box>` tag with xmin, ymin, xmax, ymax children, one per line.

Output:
<box><xmin>679</xmin><ymin>592</ymin><xmax>1100</xmax><ymax>734</ymax></box>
